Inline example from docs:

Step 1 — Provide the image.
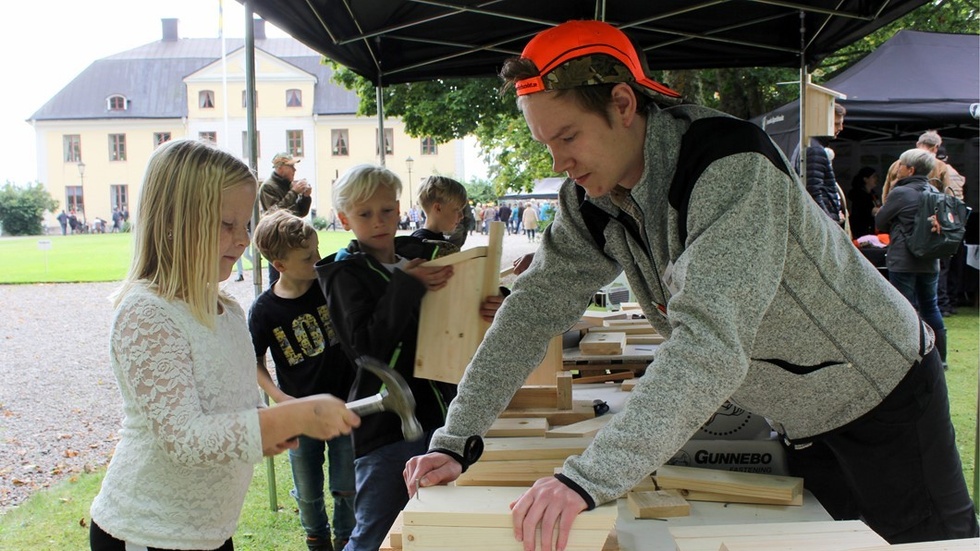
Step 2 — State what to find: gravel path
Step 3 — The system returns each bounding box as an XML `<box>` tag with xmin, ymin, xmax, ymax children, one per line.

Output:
<box><xmin>0</xmin><ymin>229</ymin><xmax>539</xmax><ymax>512</ymax></box>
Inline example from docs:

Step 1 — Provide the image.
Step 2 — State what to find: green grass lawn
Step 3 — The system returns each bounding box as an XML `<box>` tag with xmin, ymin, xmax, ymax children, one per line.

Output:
<box><xmin>0</xmin><ymin>231</ymin><xmax>355</xmax><ymax>284</ymax></box>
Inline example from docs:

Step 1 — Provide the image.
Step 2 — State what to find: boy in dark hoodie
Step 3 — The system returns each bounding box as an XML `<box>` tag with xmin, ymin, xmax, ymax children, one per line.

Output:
<box><xmin>315</xmin><ymin>164</ymin><xmax>500</xmax><ymax>551</ymax></box>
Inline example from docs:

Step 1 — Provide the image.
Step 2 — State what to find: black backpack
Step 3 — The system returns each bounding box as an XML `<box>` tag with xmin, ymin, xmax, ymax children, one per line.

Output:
<box><xmin>906</xmin><ymin>182</ymin><xmax>970</xmax><ymax>260</ymax></box>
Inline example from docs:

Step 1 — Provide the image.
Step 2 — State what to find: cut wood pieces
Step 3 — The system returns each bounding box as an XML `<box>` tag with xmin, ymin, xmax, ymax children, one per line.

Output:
<box><xmin>670</xmin><ymin>520</ymin><xmax>887</xmax><ymax>551</ymax></box>
<box><xmin>654</xmin><ymin>465</ymin><xmax>803</xmax><ymax>505</ymax></box>
<box><xmin>506</xmin><ymin>372</ymin><xmax>572</xmax><ymax>410</ymax></box>
<box><xmin>579</xmin><ymin>332</ymin><xmax>626</xmax><ymax>355</ymax></box>
<box><xmin>498</xmin><ymin>399</ymin><xmax>595</xmax><ymax>425</ymax></box>
<box><xmin>481</xmin><ymin>436</ymin><xmax>592</xmax><ymax>461</ymax></box>
<box><xmin>402</xmin><ymin>486</ymin><xmax>616</xmax><ymax>550</ymax></box>
<box><xmin>847</xmin><ymin>538</ymin><xmax>980</xmax><ymax>550</ymax></box>
<box><xmin>627</xmin><ymin>489</ymin><xmax>690</xmax><ymax>519</ymax></box>
<box><xmin>456</xmin><ymin>458</ymin><xmax>564</xmax><ymax>487</ymax></box>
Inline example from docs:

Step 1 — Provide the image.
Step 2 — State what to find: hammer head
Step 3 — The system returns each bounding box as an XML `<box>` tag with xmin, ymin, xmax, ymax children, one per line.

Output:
<box><xmin>355</xmin><ymin>356</ymin><xmax>424</xmax><ymax>441</ymax></box>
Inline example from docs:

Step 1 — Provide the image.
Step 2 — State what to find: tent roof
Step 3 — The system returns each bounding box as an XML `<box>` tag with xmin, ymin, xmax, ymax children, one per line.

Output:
<box><xmin>757</xmin><ymin>30</ymin><xmax>980</xmax><ymax>150</ymax></box>
<box><xmin>239</xmin><ymin>0</ymin><xmax>926</xmax><ymax>85</ymax></box>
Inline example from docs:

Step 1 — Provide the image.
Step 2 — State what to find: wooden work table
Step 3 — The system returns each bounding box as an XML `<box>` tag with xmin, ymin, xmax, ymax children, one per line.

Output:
<box><xmin>562</xmin><ymin>344</ymin><xmax>658</xmax><ymax>374</ymax></box>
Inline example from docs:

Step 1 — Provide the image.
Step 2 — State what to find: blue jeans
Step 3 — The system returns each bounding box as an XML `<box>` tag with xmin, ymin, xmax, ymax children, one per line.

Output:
<box><xmin>343</xmin><ymin>433</ymin><xmax>433</xmax><ymax>551</ymax></box>
<box><xmin>889</xmin><ymin>271</ymin><xmax>946</xmax><ymax>361</ymax></box>
<box><xmin>289</xmin><ymin>434</ymin><xmax>356</xmax><ymax>541</ymax></box>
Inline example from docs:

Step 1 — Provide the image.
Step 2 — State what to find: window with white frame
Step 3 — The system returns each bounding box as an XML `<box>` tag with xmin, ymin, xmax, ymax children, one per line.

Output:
<box><xmin>63</xmin><ymin>135</ymin><xmax>81</xmax><ymax>163</ymax></box>
<box><xmin>376</xmin><ymin>128</ymin><xmax>394</xmax><ymax>155</ymax></box>
<box><xmin>109</xmin><ymin>134</ymin><xmax>127</xmax><ymax>161</ymax></box>
<box><xmin>287</xmin><ymin>130</ymin><xmax>304</xmax><ymax>157</ymax></box>
<box><xmin>332</xmin><ymin>129</ymin><xmax>349</xmax><ymax>156</ymax></box>
<box><xmin>286</xmin><ymin>89</ymin><xmax>302</xmax><ymax>107</ymax></box>
<box><xmin>421</xmin><ymin>136</ymin><xmax>438</xmax><ymax>155</ymax></box>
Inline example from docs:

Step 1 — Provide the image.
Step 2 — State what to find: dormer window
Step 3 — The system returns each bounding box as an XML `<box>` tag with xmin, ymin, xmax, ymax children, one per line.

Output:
<box><xmin>286</xmin><ymin>89</ymin><xmax>302</xmax><ymax>107</ymax></box>
<box><xmin>107</xmin><ymin>95</ymin><xmax>127</xmax><ymax>111</ymax></box>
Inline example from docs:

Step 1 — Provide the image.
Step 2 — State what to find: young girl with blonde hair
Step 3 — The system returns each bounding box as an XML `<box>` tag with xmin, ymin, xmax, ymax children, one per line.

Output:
<box><xmin>89</xmin><ymin>139</ymin><xmax>359</xmax><ymax>551</ymax></box>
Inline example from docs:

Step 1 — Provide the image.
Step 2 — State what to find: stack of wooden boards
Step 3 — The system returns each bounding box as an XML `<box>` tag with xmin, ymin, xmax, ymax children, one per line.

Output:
<box><xmin>579</xmin><ymin>318</ymin><xmax>664</xmax><ymax>356</ymax></box>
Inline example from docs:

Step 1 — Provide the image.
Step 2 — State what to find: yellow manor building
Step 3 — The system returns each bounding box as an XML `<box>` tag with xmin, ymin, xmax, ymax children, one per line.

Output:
<box><xmin>30</xmin><ymin>19</ymin><xmax>466</xmax><ymax>228</ymax></box>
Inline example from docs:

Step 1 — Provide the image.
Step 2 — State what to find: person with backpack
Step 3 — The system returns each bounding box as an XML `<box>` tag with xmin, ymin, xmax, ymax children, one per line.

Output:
<box><xmin>404</xmin><ymin>20</ymin><xmax>978</xmax><ymax>549</ymax></box>
<box><xmin>875</xmin><ymin>148</ymin><xmax>954</xmax><ymax>367</ymax></box>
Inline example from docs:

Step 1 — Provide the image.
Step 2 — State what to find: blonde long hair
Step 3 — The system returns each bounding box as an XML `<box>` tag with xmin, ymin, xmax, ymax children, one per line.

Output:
<box><xmin>114</xmin><ymin>139</ymin><xmax>256</xmax><ymax>327</ymax></box>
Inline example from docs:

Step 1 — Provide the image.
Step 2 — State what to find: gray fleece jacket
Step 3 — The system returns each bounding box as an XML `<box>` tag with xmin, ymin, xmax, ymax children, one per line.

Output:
<box><xmin>430</xmin><ymin>104</ymin><xmax>926</xmax><ymax>508</ymax></box>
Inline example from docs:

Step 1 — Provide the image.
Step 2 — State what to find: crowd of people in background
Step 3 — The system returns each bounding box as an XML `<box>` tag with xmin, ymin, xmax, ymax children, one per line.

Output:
<box><xmin>55</xmin><ymin>206</ymin><xmax>129</xmax><ymax>235</ymax></box>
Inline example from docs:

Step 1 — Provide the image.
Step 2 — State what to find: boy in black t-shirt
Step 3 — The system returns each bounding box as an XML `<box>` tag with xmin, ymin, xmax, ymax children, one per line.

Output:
<box><xmin>249</xmin><ymin>210</ymin><xmax>356</xmax><ymax>551</ymax></box>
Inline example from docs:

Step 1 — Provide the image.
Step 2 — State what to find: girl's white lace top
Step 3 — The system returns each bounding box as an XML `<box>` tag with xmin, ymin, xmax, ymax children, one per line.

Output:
<box><xmin>90</xmin><ymin>282</ymin><xmax>263</xmax><ymax>549</ymax></box>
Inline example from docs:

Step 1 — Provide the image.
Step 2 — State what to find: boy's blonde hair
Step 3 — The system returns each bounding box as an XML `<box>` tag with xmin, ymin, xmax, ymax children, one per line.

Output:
<box><xmin>332</xmin><ymin>164</ymin><xmax>401</xmax><ymax>214</ymax></box>
<box><xmin>253</xmin><ymin>209</ymin><xmax>317</xmax><ymax>262</ymax></box>
<box><xmin>416</xmin><ymin>176</ymin><xmax>467</xmax><ymax>211</ymax></box>
<box><xmin>114</xmin><ymin>139</ymin><xmax>256</xmax><ymax>327</ymax></box>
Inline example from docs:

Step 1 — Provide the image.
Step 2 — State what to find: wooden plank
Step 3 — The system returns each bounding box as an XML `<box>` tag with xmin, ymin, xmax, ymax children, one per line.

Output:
<box><xmin>602</xmin><ymin>319</ymin><xmax>655</xmax><ymax>328</ymax></box>
<box><xmin>555</xmin><ymin>371</ymin><xmax>572</xmax><ymax>410</ymax></box>
<box><xmin>486</xmin><ymin>417</ymin><xmax>549</xmax><ymax>438</ymax></box>
<box><xmin>587</xmin><ymin>325</ymin><xmax>659</xmax><ymax>335</ymax></box>
<box><xmin>627</xmin><ymin>490</ymin><xmax>690</xmax><ymax>519</ymax></box>
<box><xmin>580</xmin><ymin>309</ymin><xmax>629</xmax><ymax>327</ymax></box>
<box><xmin>670</xmin><ymin>520</ymin><xmax>883</xmax><ymax>551</ymax></box>
<box><xmin>572</xmin><ymin>371</ymin><xmax>634</xmax><ymax>384</ymax></box>
<box><xmin>655</xmin><ymin>465</ymin><xmax>803</xmax><ymax>502</ymax></box>
<box><xmin>523</xmin><ymin>335</ymin><xmax>564</xmax><ymax>386</ymax></box>
<box><xmin>579</xmin><ymin>332</ymin><xmax>626</xmax><ymax>355</ymax></box>
<box><xmin>674</xmin><ymin>487</ymin><xmax>803</xmax><ymax>506</ymax></box>
<box><xmin>848</xmin><ymin>538</ymin><xmax>980</xmax><ymax>551</ymax></box>
<box><xmin>414</xmin><ymin>249</ymin><xmax>489</xmax><ymax>384</ymax></box>
<box><xmin>482</xmin><ymin>436</ymin><xmax>592</xmax><ymax>461</ymax></box>
<box><xmin>481</xmin><ymin>221</ymin><xmax>505</xmax><ymax>332</ymax></box>
<box><xmin>380</xmin><ymin>511</ymin><xmax>404</xmax><ymax>550</ymax></box>
<box><xmin>507</xmin><ymin>385</ymin><xmax>559</xmax><ymax>410</ymax></box>
<box><xmin>620</xmin><ymin>378</ymin><xmax>638</xmax><ymax>392</ymax></box>
<box><xmin>402</xmin><ymin>524</ymin><xmax>611</xmax><ymax>550</ymax></box>
<box><xmin>626</xmin><ymin>334</ymin><xmax>665</xmax><ymax>345</ymax></box>
<box><xmin>718</xmin><ymin>531</ymin><xmax>888</xmax><ymax>551</ymax></box>
<box><xmin>546</xmin><ymin>414</ymin><xmax>613</xmax><ymax>438</ymax></box>
<box><xmin>402</xmin><ymin>486</ymin><xmax>617</xmax><ymax>530</ymax></box>
<box><xmin>499</xmin><ymin>399</ymin><xmax>595</xmax><ymax>425</ymax></box>
<box><xmin>456</xmin><ymin>458</ymin><xmax>564</xmax><ymax>486</ymax></box>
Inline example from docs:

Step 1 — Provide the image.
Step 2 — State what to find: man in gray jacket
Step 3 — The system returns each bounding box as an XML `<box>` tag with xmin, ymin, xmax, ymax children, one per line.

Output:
<box><xmin>404</xmin><ymin>20</ymin><xmax>977</xmax><ymax>550</ymax></box>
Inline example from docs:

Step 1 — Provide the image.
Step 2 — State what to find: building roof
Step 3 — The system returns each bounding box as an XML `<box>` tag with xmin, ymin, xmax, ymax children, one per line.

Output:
<box><xmin>29</xmin><ymin>35</ymin><xmax>359</xmax><ymax>122</ymax></box>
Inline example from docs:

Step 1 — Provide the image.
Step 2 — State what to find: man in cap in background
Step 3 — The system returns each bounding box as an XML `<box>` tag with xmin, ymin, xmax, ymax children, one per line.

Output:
<box><xmin>259</xmin><ymin>153</ymin><xmax>312</xmax><ymax>285</ymax></box>
<box><xmin>260</xmin><ymin>153</ymin><xmax>312</xmax><ymax>218</ymax></box>
<box><xmin>404</xmin><ymin>19</ymin><xmax>976</xmax><ymax>550</ymax></box>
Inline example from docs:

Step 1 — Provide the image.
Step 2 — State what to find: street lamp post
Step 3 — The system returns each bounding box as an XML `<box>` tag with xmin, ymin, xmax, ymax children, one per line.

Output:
<box><xmin>405</xmin><ymin>156</ymin><xmax>414</xmax><ymax>208</ymax></box>
<box><xmin>77</xmin><ymin>161</ymin><xmax>86</xmax><ymax>217</ymax></box>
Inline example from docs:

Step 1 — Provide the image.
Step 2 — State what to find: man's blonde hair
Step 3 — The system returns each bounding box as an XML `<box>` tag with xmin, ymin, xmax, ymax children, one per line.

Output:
<box><xmin>332</xmin><ymin>164</ymin><xmax>401</xmax><ymax>214</ymax></box>
<box><xmin>253</xmin><ymin>209</ymin><xmax>317</xmax><ymax>262</ymax></box>
<box><xmin>416</xmin><ymin>176</ymin><xmax>467</xmax><ymax>211</ymax></box>
<box><xmin>114</xmin><ymin>139</ymin><xmax>256</xmax><ymax>327</ymax></box>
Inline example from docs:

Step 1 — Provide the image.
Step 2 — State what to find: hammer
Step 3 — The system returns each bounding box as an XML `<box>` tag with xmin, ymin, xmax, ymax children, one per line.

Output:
<box><xmin>346</xmin><ymin>356</ymin><xmax>423</xmax><ymax>441</ymax></box>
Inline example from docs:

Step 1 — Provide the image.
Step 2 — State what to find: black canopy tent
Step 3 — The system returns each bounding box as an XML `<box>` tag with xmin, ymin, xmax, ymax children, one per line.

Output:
<box><xmin>754</xmin><ymin>30</ymin><xmax>980</xmax><ymax>201</ymax></box>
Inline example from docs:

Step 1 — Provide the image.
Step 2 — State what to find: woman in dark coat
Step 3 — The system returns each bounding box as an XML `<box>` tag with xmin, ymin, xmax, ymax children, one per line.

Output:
<box><xmin>848</xmin><ymin>166</ymin><xmax>881</xmax><ymax>238</ymax></box>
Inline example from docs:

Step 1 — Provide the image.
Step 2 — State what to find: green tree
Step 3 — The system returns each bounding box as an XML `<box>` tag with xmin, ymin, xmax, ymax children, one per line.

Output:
<box><xmin>0</xmin><ymin>182</ymin><xmax>58</xmax><ymax>236</ymax></box>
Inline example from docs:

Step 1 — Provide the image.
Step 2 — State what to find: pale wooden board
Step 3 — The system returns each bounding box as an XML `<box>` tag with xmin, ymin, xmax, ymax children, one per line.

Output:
<box><xmin>849</xmin><ymin>538</ymin><xmax>980</xmax><ymax>551</ymax></box>
<box><xmin>602</xmin><ymin>319</ymin><xmax>655</xmax><ymax>328</ymax></box>
<box><xmin>499</xmin><ymin>399</ymin><xmax>596</xmax><ymax>425</ymax></box>
<box><xmin>482</xmin><ymin>436</ymin><xmax>592</xmax><ymax>461</ymax></box>
<box><xmin>402</xmin><ymin>524</ymin><xmax>611</xmax><ymax>550</ymax></box>
<box><xmin>674</xmin><ymin>487</ymin><xmax>803</xmax><ymax>506</ymax></box>
<box><xmin>627</xmin><ymin>489</ymin><xmax>690</xmax><ymax>519</ymax></box>
<box><xmin>579</xmin><ymin>331</ymin><xmax>626</xmax><ymax>355</ymax></box>
<box><xmin>545</xmin><ymin>414</ymin><xmax>613</xmax><ymax>438</ymax></box>
<box><xmin>486</xmin><ymin>417</ymin><xmax>549</xmax><ymax>438</ymax></box>
<box><xmin>380</xmin><ymin>511</ymin><xmax>404</xmax><ymax>550</ymax></box>
<box><xmin>523</xmin><ymin>335</ymin><xmax>564</xmax><ymax>386</ymax></box>
<box><xmin>655</xmin><ymin>464</ymin><xmax>803</xmax><ymax>502</ymax></box>
<box><xmin>587</xmin><ymin>325</ymin><xmax>659</xmax><ymax>335</ymax></box>
<box><xmin>620</xmin><ymin>378</ymin><xmax>638</xmax><ymax>392</ymax></box>
<box><xmin>556</xmin><ymin>371</ymin><xmax>572</xmax><ymax>410</ymax></box>
<box><xmin>507</xmin><ymin>372</ymin><xmax>572</xmax><ymax>411</ymax></box>
<box><xmin>581</xmin><ymin>310</ymin><xmax>629</xmax><ymax>327</ymax></box>
<box><xmin>402</xmin><ymin>486</ymin><xmax>617</xmax><ymax>530</ymax></box>
<box><xmin>718</xmin><ymin>532</ymin><xmax>889</xmax><ymax>551</ymax></box>
<box><xmin>455</xmin><ymin>458</ymin><xmax>565</xmax><ymax>486</ymax></box>
<box><xmin>415</xmin><ymin>223</ymin><xmax>503</xmax><ymax>384</ymax></box>
<box><xmin>627</xmin><ymin>334</ymin><xmax>665</xmax><ymax>344</ymax></box>
<box><xmin>670</xmin><ymin>520</ymin><xmax>884</xmax><ymax>551</ymax></box>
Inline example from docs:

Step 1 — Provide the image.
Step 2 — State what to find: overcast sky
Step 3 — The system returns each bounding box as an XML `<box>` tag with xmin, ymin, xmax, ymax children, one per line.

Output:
<box><xmin>0</xmin><ymin>1</ymin><xmax>486</xmax><ymax>186</ymax></box>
